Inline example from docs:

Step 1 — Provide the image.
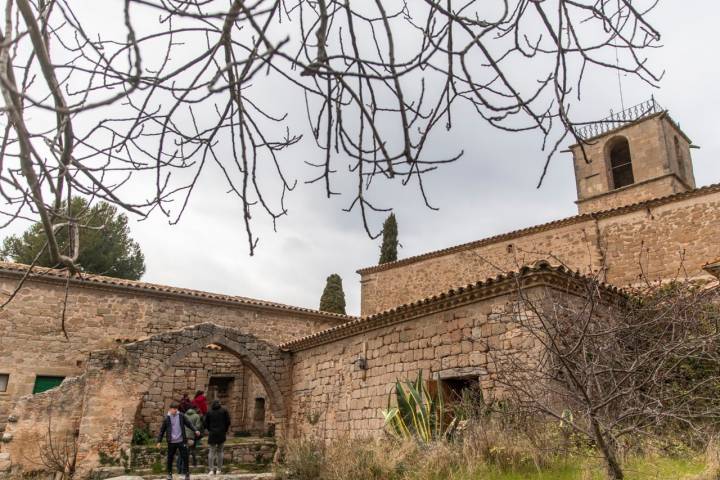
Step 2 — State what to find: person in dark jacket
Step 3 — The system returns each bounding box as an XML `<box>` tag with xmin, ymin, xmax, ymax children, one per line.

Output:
<box><xmin>204</xmin><ymin>399</ymin><xmax>231</xmax><ymax>475</ymax></box>
<box><xmin>191</xmin><ymin>390</ymin><xmax>208</xmax><ymax>415</ymax></box>
<box><xmin>156</xmin><ymin>401</ymin><xmax>201</xmax><ymax>480</ymax></box>
<box><xmin>178</xmin><ymin>393</ymin><xmax>193</xmax><ymax>413</ymax></box>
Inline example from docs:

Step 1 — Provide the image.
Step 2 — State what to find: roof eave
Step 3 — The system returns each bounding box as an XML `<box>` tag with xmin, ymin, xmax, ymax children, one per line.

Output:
<box><xmin>357</xmin><ymin>182</ymin><xmax>720</xmax><ymax>276</ymax></box>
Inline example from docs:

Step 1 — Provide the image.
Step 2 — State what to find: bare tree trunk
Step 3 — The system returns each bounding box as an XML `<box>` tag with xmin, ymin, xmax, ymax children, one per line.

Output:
<box><xmin>590</xmin><ymin>414</ymin><xmax>624</xmax><ymax>479</ymax></box>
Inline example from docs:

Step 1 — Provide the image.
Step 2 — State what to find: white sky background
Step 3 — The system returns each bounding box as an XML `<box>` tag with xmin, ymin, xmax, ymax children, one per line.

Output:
<box><xmin>3</xmin><ymin>1</ymin><xmax>720</xmax><ymax>316</ymax></box>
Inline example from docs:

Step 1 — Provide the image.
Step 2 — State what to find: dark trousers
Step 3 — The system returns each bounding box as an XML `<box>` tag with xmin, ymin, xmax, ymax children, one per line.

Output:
<box><xmin>167</xmin><ymin>442</ymin><xmax>189</xmax><ymax>475</ymax></box>
<box><xmin>177</xmin><ymin>440</ymin><xmax>198</xmax><ymax>471</ymax></box>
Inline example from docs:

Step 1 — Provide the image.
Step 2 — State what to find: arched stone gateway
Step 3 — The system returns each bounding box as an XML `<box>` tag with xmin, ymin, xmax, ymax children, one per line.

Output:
<box><xmin>1</xmin><ymin>323</ymin><xmax>290</xmax><ymax>478</ymax></box>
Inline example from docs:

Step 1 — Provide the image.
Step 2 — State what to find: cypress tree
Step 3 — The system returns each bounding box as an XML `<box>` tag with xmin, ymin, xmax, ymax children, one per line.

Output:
<box><xmin>378</xmin><ymin>213</ymin><xmax>399</xmax><ymax>264</ymax></box>
<box><xmin>319</xmin><ymin>274</ymin><xmax>346</xmax><ymax>315</ymax></box>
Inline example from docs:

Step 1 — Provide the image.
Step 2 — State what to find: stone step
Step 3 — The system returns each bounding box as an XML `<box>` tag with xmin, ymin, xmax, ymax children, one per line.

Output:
<box><xmin>107</xmin><ymin>474</ymin><xmax>273</xmax><ymax>480</ymax></box>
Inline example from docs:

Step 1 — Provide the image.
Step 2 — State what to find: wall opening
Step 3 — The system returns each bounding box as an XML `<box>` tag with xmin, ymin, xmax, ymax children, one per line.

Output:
<box><xmin>32</xmin><ymin>375</ymin><xmax>64</xmax><ymax>394</ymax></box>
<box><xmin>208</xmin><ymin>376</ymin><xmax>234</xmax><ymax>403</ymax></box>
<box><xmin>609</xmin><ymin>138</ymin><xmax>634</xmax><ymax>189</ymax></box>
<box><xmin>441</xmin><ymin>376</ymin><xmax>480</xmax><ymax>404</ymax></box>
<box><xmin>0</xmin><ymin>373</ymin><xmax>8</xmax><ymax>392</ymax></box>
<box><xmin>136</xmin><ymin>344</ymin><xmax>275</xmax><ymax>438</ymax></box>
<box><xmin>253</xmin><ymin>397</ymin><xmax>266</xmax><ymax>429</ymax></box>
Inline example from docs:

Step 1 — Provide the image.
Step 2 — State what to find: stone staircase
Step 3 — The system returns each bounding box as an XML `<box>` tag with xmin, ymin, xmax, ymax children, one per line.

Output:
<box><xmin>106</xmin><ymin>474</ymin><xmax>273</xmax><ymax>480</ymax></box>
<box><xmin>87</xmin><ymin>437</ymin><xmax>277</xmax><ymax>480</ymax></box>
<box><xmin>98</xmin><ymin>466</ymin><xmax>274</xmax><ymax>480</ymax></box>
<box><xmin>130</xmin><ymin>437</ymin><xmax>276</xmax><ymax>471</ymax></box>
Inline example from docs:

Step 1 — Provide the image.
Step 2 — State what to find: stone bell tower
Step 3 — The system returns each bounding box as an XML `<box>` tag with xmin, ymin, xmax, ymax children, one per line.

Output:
<box><xmin>570</xmin><ymin>98</ymin><xmax>696</xmax><ymax>214</ymax></box>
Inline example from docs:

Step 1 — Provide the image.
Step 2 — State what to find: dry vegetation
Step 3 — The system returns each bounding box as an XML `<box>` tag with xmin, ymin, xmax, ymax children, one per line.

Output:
<box><xmin>279</xmin><ymin>278</ymin><xmax>720</xmax><ymax>480</ymax></box>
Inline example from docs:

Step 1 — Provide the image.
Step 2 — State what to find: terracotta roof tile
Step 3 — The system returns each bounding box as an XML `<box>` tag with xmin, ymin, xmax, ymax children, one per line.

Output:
<box><xmin>0</xmin><ymin>261</ymin><xmax>354</xmax><ymax>322</ymax></box>
<box><xmin>282</xmin><ymin>261</ymin><xmax>625</xmax><ymax>352</ymax></box>
<box><xmin>357</xmin><ymin>182</ymin><xmax>720</xmax><ymax>275</ymax></box>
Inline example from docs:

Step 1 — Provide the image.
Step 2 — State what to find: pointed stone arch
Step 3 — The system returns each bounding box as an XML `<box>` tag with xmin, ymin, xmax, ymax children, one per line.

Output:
<box><xmin>131</xmin><ymin>323</ymin><xmax>289</xmax><ymax>425</ymax></box>
<box><xmin>67</xmin><ymin>323</ymin><xmax>291</xmax><ymax>476</ymax></box>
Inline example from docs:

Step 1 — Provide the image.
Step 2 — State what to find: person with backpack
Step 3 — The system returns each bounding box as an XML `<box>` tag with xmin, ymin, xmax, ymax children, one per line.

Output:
<box><xmin>178</xmin><ymin>393</ymin><xmax>193</xmax><ymax>413</ymax></box>
<box><xmin>191</xmin><ymin>390</ymin><xmax>208</xmax><ymax>415</ymax></box>
<box><xmin>156</xmin><ymin>401</ymin><xmax>201</xmax><ymax>480</ymax></box>
<box><xmin>176</xmin><ymin>407</ymin><xmax>204</xmax><ymax>472</ymax></box>
<box><xmin>204</xmin><ymin>399</ymin><xmax>231</xmax><ymax>475</ymax></box>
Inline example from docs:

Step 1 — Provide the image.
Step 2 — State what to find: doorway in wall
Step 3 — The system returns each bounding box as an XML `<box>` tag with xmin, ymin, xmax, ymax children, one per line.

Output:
<box><xmin>208</xmin><ymin>376</ymin><xmax>234</xmax><ymax>404</ymax></box>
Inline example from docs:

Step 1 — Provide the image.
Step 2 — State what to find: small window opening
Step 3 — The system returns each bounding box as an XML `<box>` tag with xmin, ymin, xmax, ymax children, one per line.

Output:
<box><xmin>609</xmin><ymin>138</ymin><xmax>634</xmax><ymax>189</ymax></box>
<box><xmin>0</xmin><ymin>374</ymin><xmax>9</xmax><ymax>393</ymax></box>
<box><xmin>442</xmin><ymin>377</ymin><xmax>480</xmax><ymax>403</ymax></box>
<box><xmin>33</xmin><ymin>375</ymin><xmax>64</xmax><ymax>394</ymax></box>
<box><xmin>208</xmin><ymin>376</ymin><xmax>233</xmax><ymax>401</ymax></box>
<box><xmin>438</xmin><ymin>377</ymin><xmax>482</xmax><ymax>421</ymax></box>
<box><xmin>253</xmin><ymin>398</ymin><xmax>266</xmax><ymax>422</ymax></box>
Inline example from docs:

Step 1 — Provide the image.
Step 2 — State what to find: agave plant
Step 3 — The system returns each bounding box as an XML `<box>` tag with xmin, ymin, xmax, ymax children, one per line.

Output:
<box><xmin>382</xmin><ymin>370</ymin><xmax>457</xmax><ymax>443</ymax></box>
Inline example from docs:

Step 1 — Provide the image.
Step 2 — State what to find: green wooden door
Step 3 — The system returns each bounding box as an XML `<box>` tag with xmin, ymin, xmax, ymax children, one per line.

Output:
<box><xmin>32</xmin><ymin>375</ymin><xmax>64</xmax><ymax>394</ymax></box>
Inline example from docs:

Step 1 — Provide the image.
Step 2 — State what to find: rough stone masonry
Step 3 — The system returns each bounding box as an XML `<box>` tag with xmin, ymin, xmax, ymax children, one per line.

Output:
<box><xmin>1</xmin><ymin>108</ymin><xmax>719</xmax><ymax>478</ymax></box>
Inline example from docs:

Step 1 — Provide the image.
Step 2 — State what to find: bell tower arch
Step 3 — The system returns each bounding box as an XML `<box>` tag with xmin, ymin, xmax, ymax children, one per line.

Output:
<box><xmin>570</xmin><ymin>98</ymin><xmax>696</xmax><ymax>214</ymax></box>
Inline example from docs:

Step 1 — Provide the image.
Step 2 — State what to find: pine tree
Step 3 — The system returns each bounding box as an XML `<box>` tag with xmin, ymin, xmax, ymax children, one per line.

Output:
<box><xmin>378</xmin><ymin>213</ymin><xmax>399</xmax><ymax>264</ymax></box>
<box><xmin>319</xmin><ymin>274</ymin><xmax>346</xmax><ymax>315</ymax></box>
<box><xmin>2</xmin><ymin>197</ymin><xmax>146</xmax><ymax>280</ymax></box>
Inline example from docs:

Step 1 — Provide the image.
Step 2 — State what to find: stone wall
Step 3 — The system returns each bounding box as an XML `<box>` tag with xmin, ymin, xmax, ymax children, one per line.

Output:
<box><xmin>570</xmin><ymin>113</ymin><xmax>694</xmax><ymax>214</ymax></box>
<box><xmin>358</xmin><ymin>187</ymin><xmax>720</xmax><ymax>315</ymax></box>
<box><xmin>137</xmin><ymin>346</ymin><xmax>272</xmax><ymax>435</ymax></box>
<box><xmin>577</xmin><ymin>175</ymin><xmax>687</xmax><ymax>214</ymax></box>
<box><xmin>0</xmin><ymin>268</ymin><xmax>345</xmax><ymax>431</ymax></box>
<box><xmin>0</xmin><ymin>375</ymin><xmax>87</xmax><ymax>475</ymax></box>
<box><xmin>244</xmin><ymin>371</ymin><xmax>273</xmax><ymax>434</ymax></box>
<box><xmin>1</xmin><ymin>323</ymin><xmax>290</xmax><ymax>478</ymax></box>
<box><xmin>287</xmin><ymin>269</ymin><xmax>607</xmax><ymax>441</ymax></box>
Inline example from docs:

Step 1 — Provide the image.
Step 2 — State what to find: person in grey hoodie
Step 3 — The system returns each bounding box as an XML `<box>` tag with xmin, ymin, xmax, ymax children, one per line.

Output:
<box><xmin>176</xmin><ymin>407</ymin><xmax>204</xmax><ymax>472</ymax></box>
<box><xmin>156</xmin><ymin>401</ymin><xmax>201</xmax><ymax>480</ymax></box>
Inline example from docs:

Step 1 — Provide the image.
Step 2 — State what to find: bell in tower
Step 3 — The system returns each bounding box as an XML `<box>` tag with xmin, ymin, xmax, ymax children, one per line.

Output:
<box><xmin>570</xmin><ymin>98</ymin><xmax>696</xmax><ymax>214</ymax></box>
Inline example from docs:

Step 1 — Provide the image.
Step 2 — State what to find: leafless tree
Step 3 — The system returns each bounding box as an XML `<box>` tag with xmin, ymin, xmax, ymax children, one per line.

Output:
<box><xmin>21</xmin><ymin>414</ymin><xmax>78</xmax><ymax>479</ymax></box>
<box><xmin>486</xmin><ymin>269</ymin><xmax>720</xmax><ymax>479</ymax></box>
<box><xmin>0</xmin><ymin>0</ymin><xmax>662</xmax><ymax>269</ymax></box>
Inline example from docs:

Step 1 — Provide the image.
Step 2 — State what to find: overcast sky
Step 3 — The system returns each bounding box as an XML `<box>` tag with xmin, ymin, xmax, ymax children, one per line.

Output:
<box><xmin>4</xmin><ymin>2</ymin><xmax>720</xmax><ymax>316</ymax></box>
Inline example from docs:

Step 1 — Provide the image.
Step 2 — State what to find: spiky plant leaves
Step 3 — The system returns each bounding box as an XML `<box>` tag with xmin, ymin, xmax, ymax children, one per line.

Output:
<box><xmin>381</xmin><ymin>370</ymin><xmax>456</xmax><ymax>443</ymax></box>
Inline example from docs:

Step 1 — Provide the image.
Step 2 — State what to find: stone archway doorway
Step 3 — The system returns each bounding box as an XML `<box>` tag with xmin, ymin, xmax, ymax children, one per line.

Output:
<box><xmin>72</xmin><ymin>322</ymin><xmax>291</xmax><ymax>476</ymax></box>
<box><xmin>0</xmin><ymin>323</ymin><xmax>292</xmax><ymax>478</ymax></box>
<box><xmin>136</xmin><ymin>341</ymin><xmax>278</xmax><ymax>438</ymax></box>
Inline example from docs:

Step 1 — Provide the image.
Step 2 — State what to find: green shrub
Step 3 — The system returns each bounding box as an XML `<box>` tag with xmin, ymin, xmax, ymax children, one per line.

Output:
<box><xmin>132</xmin><ymin>426</ymin><xmax>154</xmax><ymax>446</ymax></box>
<box><xmin>151</xmin><ymin>461</ymin><xmax>164</xmax><ymax>474</ymax></box>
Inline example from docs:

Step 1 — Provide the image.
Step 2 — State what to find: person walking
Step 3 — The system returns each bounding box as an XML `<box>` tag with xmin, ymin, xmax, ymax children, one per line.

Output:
<box><xmin>156</xmin><ymin>401</ymin><xmax>202</xmax><ymax>480</ymax></box>
<box><xmin>191</xmin><ymin>390</ymin><xmax>208</xmax><ymax>415</ymax></box>
<box><xmin>176</xmin><ymin>407</ymin><xmax>204</xmax><ymax>472</ymax></box>
<box><xmin>204</xmin><ymin>399</ymin><xmax>231</xmax><ymax>475</ymax></box>
<box><xmin>179</xmin><ymin>393</ymin><xmax>193</xmax><ymax>413</ymax></box>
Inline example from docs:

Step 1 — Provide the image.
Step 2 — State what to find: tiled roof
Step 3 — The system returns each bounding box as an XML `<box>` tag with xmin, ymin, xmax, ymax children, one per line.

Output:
<box><xmin>0</xmin><ymin>261</ymin><xmax>354</xmax><ymax>322</ymax></box>
<box><xmin>282</xmin><ymin>261</ymin><xmax>625</xmax><ymax>352</ymax></box>
<box><xmin>703</xmin><ymin>258</ymin><xmax>720</xmax><ymax>278</ymax></box>
<box><xmin>357</xmin><ymin>182</ymin><xmax>720</xmax><ymax>275</ymax></box>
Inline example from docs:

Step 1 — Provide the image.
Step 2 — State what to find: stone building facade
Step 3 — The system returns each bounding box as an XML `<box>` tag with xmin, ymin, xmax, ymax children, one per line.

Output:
<box><xmin>358</xmin><ymin>110</ymin><xmax>716</xmax><ymax>315</ymax></box>
<box><xmin>1</xmin><ymin>106</ymin><xmax>718</xmax><ymax>477</ymax></box>
<box><xmin>0</xmin><ymin>265</ymin><xmax>347</xmax><ymax>435</ymax></box>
